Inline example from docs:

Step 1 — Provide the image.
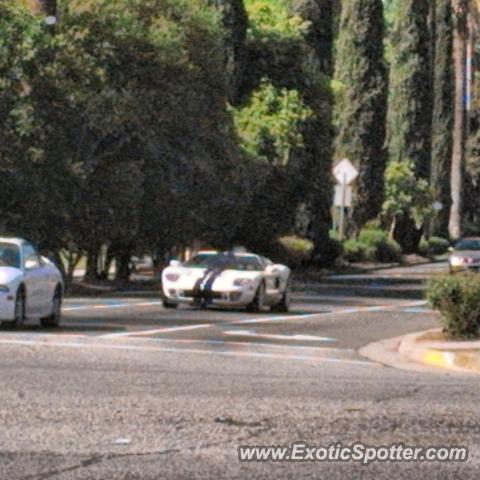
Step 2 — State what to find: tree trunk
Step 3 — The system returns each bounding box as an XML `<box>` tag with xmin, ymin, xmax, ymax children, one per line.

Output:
<box><xmin>115</xmin><ymin>249</ymin><xmax>132</xmax><ymax>283</ymax></box>
<box><xmin>84</xmin><ymin>248</ymin><xmax>99</xmax><ymax>282</ymax></box>
<box><xmin>449</xmin><ymin>0</ymin><xmax>468</xmax><ymax>240</ymax></box>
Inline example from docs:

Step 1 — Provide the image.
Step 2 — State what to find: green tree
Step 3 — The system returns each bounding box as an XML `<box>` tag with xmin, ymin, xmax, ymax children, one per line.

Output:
<box><xmin>387</xmin><ymin>0</ymin><xmax>432</xmax><ymax>250</ymax></box>
<box><xmin>382</xmin><ymin>160</ymin><xmax>433</xmax><ymax>238</ymax></box>
<box><xmin>230</xmin><ymin>80</ymin><xmax>314</xmax><ymax>251</ymax></box>
<box><xmin>0</xmin><ymin>0</ymin><xmax>244</xmax><ymax>280</ymax></box>
<box><xmin>240</xmin><ymin>0</ymin><xmax>336</xmax><ymax>264</ymax></box>
<box><xmin>334</xmin><ymin>0</ymin><xmax>388</xmax><ymax>231</ymax></box>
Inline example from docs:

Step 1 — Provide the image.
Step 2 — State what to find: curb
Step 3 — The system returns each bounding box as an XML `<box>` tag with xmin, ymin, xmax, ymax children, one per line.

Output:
<box><xmin>399</xmin><ymin>330</ymin><xmax>480</xmax><ymax>374</ymax></box>
<box><xmin>421</xmin><ymin>349</ymin><xmax>480</xmax><ymax>373</ymax></box>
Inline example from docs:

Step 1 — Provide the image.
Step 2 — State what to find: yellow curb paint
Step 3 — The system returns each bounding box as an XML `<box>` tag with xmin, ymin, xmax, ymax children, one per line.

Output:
<box><xmin>422</xmin><ymin>349</ymin><xmax>480</xmax><ymax>373</ymax></box>
<box><xmin>422</xmin><ymin>350</ymin><xmax>455</xmax><ymax>369</ymax></box>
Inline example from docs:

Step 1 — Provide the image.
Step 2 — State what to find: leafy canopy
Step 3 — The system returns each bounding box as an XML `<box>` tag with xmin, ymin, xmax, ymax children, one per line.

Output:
<box><xmin>231</xmin><ymin>79</ymin><xmax>313</xmax><ymax>166</ymax></box>
<box><xmin>244</xmin><ymin>0</ymin><xmax>309</xmax><ymax>40</ymax></box>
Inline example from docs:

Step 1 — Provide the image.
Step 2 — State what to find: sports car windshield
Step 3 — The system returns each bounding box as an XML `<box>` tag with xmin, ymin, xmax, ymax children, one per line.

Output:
<box><xmin>0</xmin><ymin>242</ymin><xmax>21</xmax><ymax>269</ymax></box>
<box><xmin>454</xmin><ymin>239</ymin><xmax>480</xmax><ymax>251</ymax></box>
<box><xmin>185</xmin><ymin>253</ymin><xmax>263</xmax><ymax>271</ymax></box>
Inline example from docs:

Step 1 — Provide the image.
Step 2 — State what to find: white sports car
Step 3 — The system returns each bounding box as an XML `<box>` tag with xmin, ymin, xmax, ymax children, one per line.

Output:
<box><xmin>161</xmin><ymin>251</ymin><xmax>291</xmax><ymax>312</ymax></box>
<box><xmin>0</xmin><ymin>237</ymin><xmax>64</xmax><ymax>328</ymax></box>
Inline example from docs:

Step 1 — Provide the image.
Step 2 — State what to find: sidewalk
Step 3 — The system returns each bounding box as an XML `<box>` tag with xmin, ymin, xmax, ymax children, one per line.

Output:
<box><xmin>398</xmin><ymin>330</ymin><xmax>480</xmax><ymax>374</ymax></box>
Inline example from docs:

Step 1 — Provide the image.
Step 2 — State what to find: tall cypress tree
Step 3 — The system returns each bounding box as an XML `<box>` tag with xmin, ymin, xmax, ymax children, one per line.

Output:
<box><xmin>388</xmin><ymin>0</ymin><xmax>432</xmax><ymax>176</ymax></box>
<box><xmin>212</xmin><ymin>0</ymin><xmax>248</xmax><ymax>104</ymax></box>
<box><xmin>293</xmin><ymin>0</ymin><xmax>338</xmax><ymax>264</ymax></box>
<box><xmin>294</xmin><ymin>0</ymin><xmax>336</xmax><ymax>76</ymax></box>
<box><xmin>334</xmin><ymin>0</ymin><xmax>388</xmax><ymax>230</ymax></box>
<box><xmin>431</xmin><ymin>0</ymin><xmax>454</xmax><ymax>237</ymax></box>
<box><xmin>387</xmin><ymin>0</ymin><xmax>432</xmax><ymax>250</ymax></box>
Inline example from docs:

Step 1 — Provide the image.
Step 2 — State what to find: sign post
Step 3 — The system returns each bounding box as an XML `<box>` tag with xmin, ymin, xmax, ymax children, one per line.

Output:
<box><xmin>333</xmin><ymin>159</ymin><xmax>359</xmax><ymax>240</ymax></box>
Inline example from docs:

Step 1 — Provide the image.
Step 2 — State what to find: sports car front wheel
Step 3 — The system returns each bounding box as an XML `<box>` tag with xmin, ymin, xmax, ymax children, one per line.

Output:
<box><xmin>247</xmin><ymin>282</ymin><xmax>265</xmax><ymax>313</ymax></box>
<box><xmin>162</xmin><ymin>299</ymin><xmax>178</xmax><ymax>309</ymax></box>
<box><xmin>271</xmin><ymin>287</ymin><xmax>290</xmax><ymax>313</ymax></box>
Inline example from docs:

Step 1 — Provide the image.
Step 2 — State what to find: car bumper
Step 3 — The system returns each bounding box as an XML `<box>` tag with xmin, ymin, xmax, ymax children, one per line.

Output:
<box><xmin>163</xmin><ymin>287</ymin><xmax>256</xmax><ymax>306</ymax></box>
<box><xmin>0</xmin><ymin>292</ymin><xmax>15</xmax><ymax>321</ymax></box>
<box><xmin>449</xmin><ymin>264</ymin><xmax>480</xmax><ymax>273</ymax></box>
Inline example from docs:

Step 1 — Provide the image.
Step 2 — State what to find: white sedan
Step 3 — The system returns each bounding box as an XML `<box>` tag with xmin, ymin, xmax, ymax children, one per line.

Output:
<box><xmin>0</xmin><ymin>237</ymin><xmax>64</xmax><ymax>328</ymax></box>
<box><xmin>161</xmin><ymin>251</ymin><xmax>291</xmax><ymax>312</ymax></box>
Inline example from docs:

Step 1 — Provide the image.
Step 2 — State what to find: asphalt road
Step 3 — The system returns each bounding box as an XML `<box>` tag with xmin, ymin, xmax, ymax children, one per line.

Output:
<box><xmin>0</xmin><ymin>261</ymin><xmax>479</xmax><ymax>479</ymax></box>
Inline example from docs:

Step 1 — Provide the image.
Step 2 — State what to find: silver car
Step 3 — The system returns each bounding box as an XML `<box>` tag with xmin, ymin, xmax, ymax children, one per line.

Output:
<box><xmin>0</xmin><ymin>237</ymin><xmax>64</xmax><ymax>328</ymax></box>
<box><xmin>448</xmin><ymin>237</ymin><xmax>480</xmax><ymax>273</ymax></box>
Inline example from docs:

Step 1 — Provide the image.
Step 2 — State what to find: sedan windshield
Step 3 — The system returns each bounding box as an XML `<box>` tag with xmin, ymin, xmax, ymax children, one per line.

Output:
<box><xmin>0</xmin><ymin>242</ymin><xmax>21</xmax><ymax>269</ymax></box>
<box><xmin>454</xmin><ymin>239</ymin><xmax>480</xmax><ymax>251</ymax></box>
<box><xmin>185</xmin><ymin>253</ymin><xmax>263</xmax><ymax>271</ymax></box>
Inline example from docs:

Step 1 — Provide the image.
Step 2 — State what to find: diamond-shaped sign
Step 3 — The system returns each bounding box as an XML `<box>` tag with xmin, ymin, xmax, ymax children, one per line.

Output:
<box><xmin>333</xmin><ymin>158</ymin><xmax>359</xmax><ymax>185</ymax></box>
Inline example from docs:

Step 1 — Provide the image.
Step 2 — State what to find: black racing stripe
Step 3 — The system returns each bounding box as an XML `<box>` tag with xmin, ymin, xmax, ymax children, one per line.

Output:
<box><xmin>203</xmin><ymin>269</ymin><xmax>222</xmax><ymax>299</ymax></box>
<box><xmin>193</xmin><ymin>269</ymin><xmax>212</xmax><ymax>297</ymax></box>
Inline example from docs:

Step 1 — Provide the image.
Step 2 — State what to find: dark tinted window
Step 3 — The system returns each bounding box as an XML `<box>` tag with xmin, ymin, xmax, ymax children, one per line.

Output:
<box><xmin>0</xmin><ymin>243</ymin><xmax>21</xmax><ymax>269</ymax></box>
<box><xmin>184</xmin><ymin>253</ymin><xmax>217</xmax><ymax>268</ymax></box>
<box><xmin>186</xmin><ymin>253</ymin><xmax>263</xmax><ymax>271</ymax></box>
<box><xmin>454</xmin><ymin>239</ymin><xmax>480</xmax><ymax>251</ymax></box>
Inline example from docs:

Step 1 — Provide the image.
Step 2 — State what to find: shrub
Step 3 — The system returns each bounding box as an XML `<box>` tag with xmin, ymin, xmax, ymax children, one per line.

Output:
<box><xmin>277</xmin><ymin>236</ymin><xmax>314</xmax><ymax>268</ymax></box>
<box><xmin>358</xmin><ymin>226</ymin><xmax>402</xmax><ymax>263</ymax></box>
<box><xmin>419</xmin><ymin>236</ymin><xmax>450</xmax><ymax>256</ymax></box>
<box><xmin>426</xmin><ymin>275</ymin><xmax>480</xmax><ymax>339</ymax></box>
<box><xmin>343</xmin><ymin>239</ymin><xmax>373</xmax><ymax>262</ymax></box>
<box><xmin>343</xmin><ymin>226</ymin><xmax>402</xmax><ymax>263</ymax></box>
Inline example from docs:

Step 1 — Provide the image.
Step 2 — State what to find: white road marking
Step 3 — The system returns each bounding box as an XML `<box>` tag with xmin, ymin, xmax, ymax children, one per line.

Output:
<box><xmin>101</xmin><ymin>323</ymin><xmax>211</xmax><ymax>339</ymax></box>
<box><xmin>63</xmin><ymin>301</ymin><xmax>164</xmax><ymax>312</ymax></box>
<box><xmin>223</xmin><ymin>330</ymin><xmax>337</xmax><ymax>343</ymax></box>
<box><xmin>0</xmin><ymin>338</ymin><xmax>377</xmax><ymax>366</ymax></box>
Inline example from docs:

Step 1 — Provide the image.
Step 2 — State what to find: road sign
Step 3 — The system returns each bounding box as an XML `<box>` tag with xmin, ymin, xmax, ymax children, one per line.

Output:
<box><xmin>334</xmin><ymin>184</ymin><xmax>352</xmax><ymax>207</ymax></box>
<box><xmin>333</xmin><ymin>158</ymin><xmax>359</xmax><ymax>185</ymax></box>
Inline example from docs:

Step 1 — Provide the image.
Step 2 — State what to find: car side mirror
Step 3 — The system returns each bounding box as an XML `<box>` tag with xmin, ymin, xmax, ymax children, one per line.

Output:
<box><xmin>41</xmin><ymin>256</ymin><xmax>52</xmax><ymax>265</ymax></box>
<box><xmin>169</xmin><ymin>259</ymin><xmax>181</xmax><ymax>267</ymax></box>
<box><xmin>25</xmin><ymin>259</ymin><xmax>38</xmax><ymax>270</ymax></box>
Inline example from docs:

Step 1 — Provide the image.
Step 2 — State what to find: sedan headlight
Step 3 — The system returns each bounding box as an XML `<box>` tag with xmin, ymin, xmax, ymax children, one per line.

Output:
<box><xmin>233</xmin><ymin>278</ymin><xmax>253</xmax><ymax>287</ymax></box>
<box><xmin>0</xmin><ymin>285</ymin><xmax>10</xmax><ymax>293</ymax></box>
<box><xmin>165</xmin><ymin>273</ymin><xmax>181</xmax><ymax>282</ymax></box>
<box><xmin>450</xmin><ymin>256</ymin><xmax>463</xmax><ymax>266</ymax></box>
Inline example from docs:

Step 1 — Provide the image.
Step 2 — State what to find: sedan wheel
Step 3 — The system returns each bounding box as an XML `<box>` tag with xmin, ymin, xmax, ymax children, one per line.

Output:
<box><xmin>12</xmin><ymin>290</ymin><xmax>25</xmax><ymax>328</ymax></box>
<box><xmin>41</xmin><ymin>289</ymin><xmax>62</xmax><ymax>328</ymax></box>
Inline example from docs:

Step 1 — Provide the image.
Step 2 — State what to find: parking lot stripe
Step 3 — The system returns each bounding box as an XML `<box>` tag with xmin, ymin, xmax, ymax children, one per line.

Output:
<box><xmin>63</xmin><ymin>301</ymin><xmax>164</xmax><ymax>312</ymax></box>
<box><xmin>101</xmin><ymin>323</ymin><xmax>212</xmax><ymax>339</ymax></box>
<box><xmin>223</xmin><ymin>330</ymin><xmax>337</xmax><ymax>342</ymax></box>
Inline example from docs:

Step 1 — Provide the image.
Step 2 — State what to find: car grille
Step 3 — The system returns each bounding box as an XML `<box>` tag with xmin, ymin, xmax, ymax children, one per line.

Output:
<box><xmin>181</xmin><ymin>290</ymin><xmax>223</xmax><ymax>299</ymax></box>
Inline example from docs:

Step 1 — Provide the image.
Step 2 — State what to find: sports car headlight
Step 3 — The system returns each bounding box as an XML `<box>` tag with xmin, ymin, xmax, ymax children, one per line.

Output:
<box><xmin>165</xmin><ymin>273</ymin><xmax>181</xmax><ymax>282</ymax></box>
<box><xmin>233</xmin><ymin>278</ymin><xmax>253</xmax><ymax>287</ymax></box>
<box><xmin>0</xmin><ymin>285</ymin><xmax>10</xmax><ymax>293</ymax></box>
